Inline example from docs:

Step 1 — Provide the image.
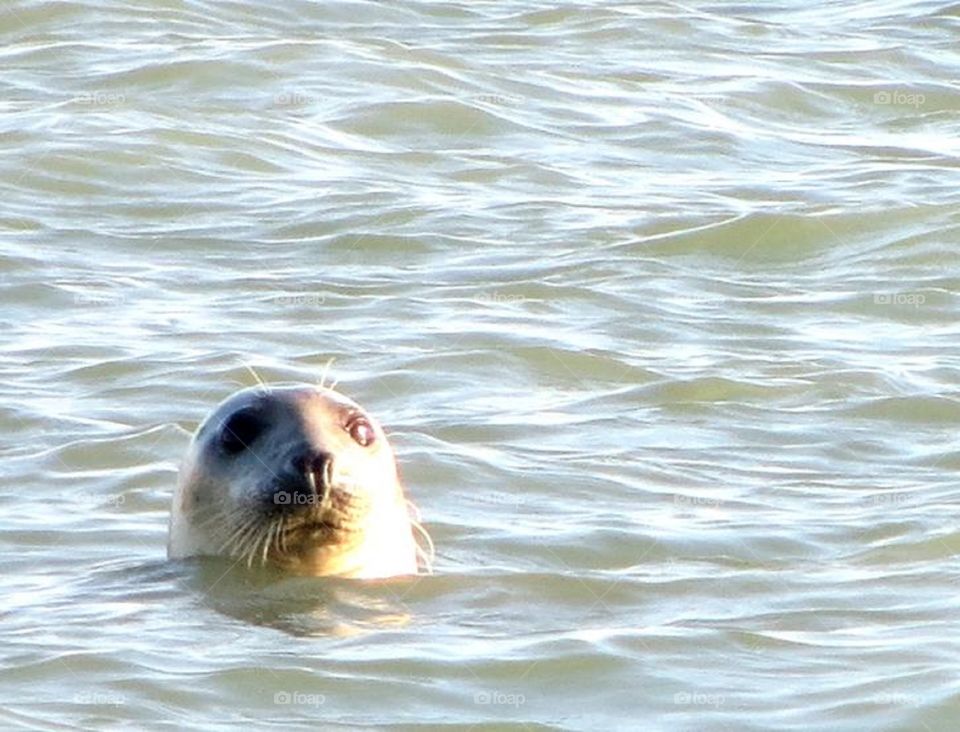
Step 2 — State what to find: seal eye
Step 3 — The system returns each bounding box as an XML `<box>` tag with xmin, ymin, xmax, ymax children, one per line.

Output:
<box><xmin>219</xmin><ymin>409</ymin><xmax>265</xmax><ymax>455</ymax></box>
<box><xmin>346</xmin><ymin>414</ymin><xmax>376</xmax><ymax>447</ymax></box>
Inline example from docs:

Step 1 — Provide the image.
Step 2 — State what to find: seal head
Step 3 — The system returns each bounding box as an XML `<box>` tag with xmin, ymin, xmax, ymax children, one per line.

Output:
<box><xmin>169</xmin><ymin>385</ymin><xmax>421</xmax><ymax>579</ymax></box>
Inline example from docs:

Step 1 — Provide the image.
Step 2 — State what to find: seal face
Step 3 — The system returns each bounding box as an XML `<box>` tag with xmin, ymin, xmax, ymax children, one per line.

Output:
<box><xmin>169</xmin><ymin>385</ymin><xmax>422</xmax><ymax>579</ymax></box>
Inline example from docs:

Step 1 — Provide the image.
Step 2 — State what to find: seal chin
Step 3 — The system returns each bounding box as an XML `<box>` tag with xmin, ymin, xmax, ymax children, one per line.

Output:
<box><xmin>273</xmin><ymin>514</ymin><xmax>419</xmax><ymax>579</ymax></box>
<box><xmin>267</xmin><ymin>487</ymin><xmax>417</xmax><ymax>578</ymax></box>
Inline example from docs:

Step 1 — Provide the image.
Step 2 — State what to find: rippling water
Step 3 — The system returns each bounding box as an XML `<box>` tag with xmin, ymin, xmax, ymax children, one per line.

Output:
<box><xmin>2</xmin><ymin>1</ymin><xmax>960</xmax><ymax>729</ymax></box>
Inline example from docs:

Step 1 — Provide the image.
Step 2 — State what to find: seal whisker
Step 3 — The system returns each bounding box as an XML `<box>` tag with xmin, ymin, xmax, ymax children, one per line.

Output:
<box><xmin>221</xmin><ymin>509</ymin><xmax>268</xmax><ymax>560</ymax></box>
<box><xmin>216</xmin><ymin>524</ymin><xmax>243</xmax><ymax>555</ymax></box>
<box><xmin>198</xmin><ymin>511</ymin><xmax>245</xmax><ymax>554</ymax></box>
<box><xmin>277</xmin><ymin>514</ymin><xmax>289</xmax><ymax>555</ymax></box>
<box><xmin>250</xmin><ymin>519</ymin><xmax>275</xmax><ymax>567</ymax></box>
<box><xmin>257</xmin><ymin>524</ymin><xmax>270</xmax><ymax>566</ymax></box>
<box><xmin>261</xmin><ymin>519</ymin><xmax>279</xmax><ymax>566</ymax></box>
<box><xmin>281</xmin><ymin>516</ymin><xmax>291</xmax><ymax>555</ymax></box>
<box><xmin>411</xmin><ymin>516</ymin><xmax>435</xmax><ymax>574</ymax></box>
<box><xmin>317</xmin><ymin>358</ymin><xmax>336</xmax><ymax>391</ymax></box>
<box><xmin>193</xmin><ymin>505</ymin><xmax>233</xmax><ymax>533</ymax></box>
<box><xmin>243</xmin><ymin>524</ymin><xmax>264</xmax><ymax>568</ymax></box>
<box><xmin>406</xmin><ymin>499</ymin><xmax>422</xmax><ymax>525</ymax></box>
<box><xmin>241</xmin><ymin>359</ymin><xmax>268</xmax><ymax>392</ymax></box>
<box><xmin>272</xmin><ymin>515</ymin><xmax>285</xmax><ymax>557</ymax></box>
<box><xmin>221</xmin><ymin>515</ymin><xmax>260</xmax><ymax>558</ymax></box>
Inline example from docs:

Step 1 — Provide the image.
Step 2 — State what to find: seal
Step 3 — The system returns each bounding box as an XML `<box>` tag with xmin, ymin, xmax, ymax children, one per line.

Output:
<box><xmin>168</xmin><ymin>384</ymin><xmax>429</xmax><ymax>579</ymax></box>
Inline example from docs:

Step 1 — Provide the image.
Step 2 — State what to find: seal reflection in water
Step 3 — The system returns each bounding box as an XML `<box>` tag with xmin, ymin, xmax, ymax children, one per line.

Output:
<box><xmin>169</xmin><ymin>384</ymin><xmax>431</xmax><ymax>579</ymax></box>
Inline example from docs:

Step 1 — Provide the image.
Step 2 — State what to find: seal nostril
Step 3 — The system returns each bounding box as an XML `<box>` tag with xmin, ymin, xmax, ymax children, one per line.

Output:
<box><xmin>305</xmin><ymin>452</ymin><xmax>333</xmax><ymax>496</ymax></box>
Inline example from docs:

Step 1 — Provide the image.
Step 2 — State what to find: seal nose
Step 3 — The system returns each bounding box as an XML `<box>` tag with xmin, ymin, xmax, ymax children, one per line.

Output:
<box><xmin>272</xmin><ymin>450</ymin><xmax>334</xmax><ymax>511</ymax></box>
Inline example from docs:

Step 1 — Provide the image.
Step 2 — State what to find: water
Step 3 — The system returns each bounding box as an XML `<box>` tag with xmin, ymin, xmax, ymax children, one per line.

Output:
<box><xmin>2</xmin><ymin>0</ymin><xmax>960</xmax><ymax>729</ymax></box>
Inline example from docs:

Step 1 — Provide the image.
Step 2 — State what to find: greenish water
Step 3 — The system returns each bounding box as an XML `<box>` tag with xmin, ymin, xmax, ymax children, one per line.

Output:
<box><xmin>1</xmin><ymin>1</ymin><xmax>960</xmax><ymax>730</ymax></box>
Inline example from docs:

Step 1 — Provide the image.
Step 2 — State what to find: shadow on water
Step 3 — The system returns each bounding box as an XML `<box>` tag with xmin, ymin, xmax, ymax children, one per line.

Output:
<box><xmin>171</xmin><ymin>557</ymin><xmax>425</xmax><ymax>637</ymax></box>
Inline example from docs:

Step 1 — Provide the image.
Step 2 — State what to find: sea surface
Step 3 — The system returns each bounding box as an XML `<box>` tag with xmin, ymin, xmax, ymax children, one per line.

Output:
<box><xmin>1</xmin><ymin>1</ymin><xmax>960</xmax><ymax>730</ymax></box>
